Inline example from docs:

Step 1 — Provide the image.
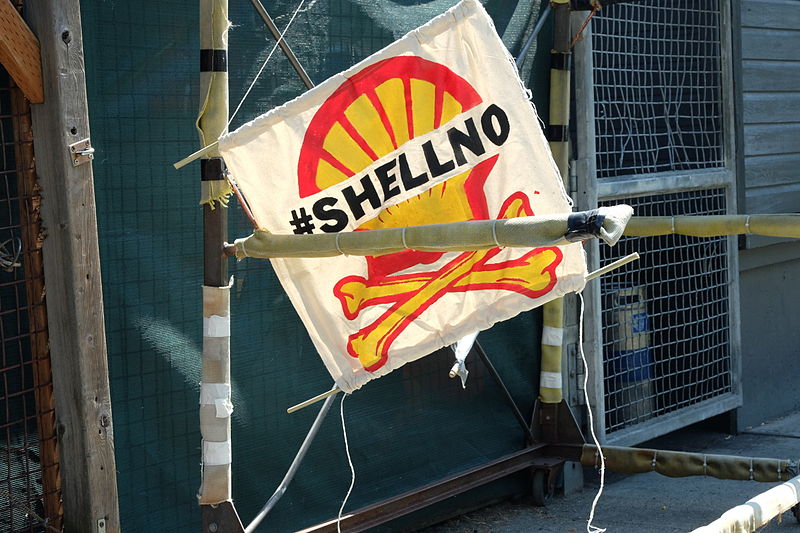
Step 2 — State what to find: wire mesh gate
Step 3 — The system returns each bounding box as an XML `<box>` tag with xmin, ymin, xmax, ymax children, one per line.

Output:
<box><xmin>576</xmin><ymin>0</ymin><xmax>741</xmax><ymax>445</ymax></box>
<box><xmin>0</xmin><ymin>61</ymin><xmax>62</xmax><ymax>532</ymax></box>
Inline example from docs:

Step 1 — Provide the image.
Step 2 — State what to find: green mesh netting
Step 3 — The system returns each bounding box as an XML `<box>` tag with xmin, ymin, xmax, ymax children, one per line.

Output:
<box><xmin>80</xmin><ymin>1</ymin><xmax>553</xmax><ymax>530</ymax></box>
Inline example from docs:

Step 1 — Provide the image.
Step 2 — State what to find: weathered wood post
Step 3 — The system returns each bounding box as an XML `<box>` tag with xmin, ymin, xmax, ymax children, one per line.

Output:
<box><xmin>25</xmin><ymin>0</ymin><xmax>120</xmax><ymax>531</ymax></box>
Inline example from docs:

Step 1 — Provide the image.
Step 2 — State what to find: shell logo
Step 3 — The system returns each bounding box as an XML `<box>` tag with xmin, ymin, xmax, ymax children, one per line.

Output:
<box><xmin>297</xmin><ymin>56</ymin><xmax>562</xmax><ymax>371</ymax></box>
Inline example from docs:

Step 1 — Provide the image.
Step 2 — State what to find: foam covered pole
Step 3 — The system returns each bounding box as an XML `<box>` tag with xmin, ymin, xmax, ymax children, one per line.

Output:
<box><xmin>198</xmin><ymin>0</ymin><xmax>233</xmax><ymax>507</ymax></box>
<box><xmin>691</xmin><ymin>474</ymin><xmax>800</xmax><ymax>533</ymax></box>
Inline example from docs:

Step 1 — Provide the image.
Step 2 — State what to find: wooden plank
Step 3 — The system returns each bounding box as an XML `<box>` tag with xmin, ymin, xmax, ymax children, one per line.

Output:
<box><xmin>743</xmin><ymin>123</ymin><xmax>800</xmax><ymax>156</ymax></box>
<box><xmin>742</xmin><ymin>60</ymin><xmax>800</xmax><ymax>91</ymax></box>
<box><xmin>745</xmin><ymin>183</ymin><xmax>800</xmax><ymax>213</ymax></box>
<box><xmin>741</xmin><ymin>27</ymin><xmax>800</xmax><ymax>61</ymax></box>
<box><xmin>24</xmin><ymin>1</ymin><xmax>120</xmax><ymax>532</ymax></box>
<box><xmin>745</xmin><ymin>153</ymin><xmax>800</xmax><ymax>188</ymax></box>
<box><xmin>743</xmin><ymin>92</ymin><xmax>800</xmax><ymax>124</ymax></box>
<box><xmin>0</xmin><ymin>0</ymin><xmax>43</xmax><ymax>103</ymax></box>
<box><xmin>742</xmin><ymin>0</ymin><xmax>800</xmax><ymax>30</ymax></box>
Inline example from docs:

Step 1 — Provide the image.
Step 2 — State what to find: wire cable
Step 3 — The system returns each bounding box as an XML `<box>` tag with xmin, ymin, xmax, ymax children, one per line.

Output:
<box><xmin>228</xmin><ymin>0</ymin><xmax>307</xmax><ymax>126</ymax></box>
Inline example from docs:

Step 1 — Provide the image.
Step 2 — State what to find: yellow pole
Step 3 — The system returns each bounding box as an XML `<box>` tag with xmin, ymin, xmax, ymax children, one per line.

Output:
<box><xmin>539</xmin><ymin>0</ymin><xmax>572</xmax><ymax>404</ymax></box>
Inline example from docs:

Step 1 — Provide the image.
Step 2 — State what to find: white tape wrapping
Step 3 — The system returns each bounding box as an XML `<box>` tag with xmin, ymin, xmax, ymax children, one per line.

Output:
<box><xmin>203</xmin><ymin>315</ymin><xmax>230</xmax><ymax>338</ymax></box>
<box><xmin>541</xmin><ymin>325</ymin><xmax>563</xmax><ymax>347</ymax></box>
<box><xmin>539</xmin><ymin>371</ymin><xmax>562</xmax><ymax>389</ymax></box>
<box><xmin>200</xmin><ymin>383</ymin><xmax>234</xmax><ymax>418</ymax></box>
<box><xmin>200</xmin><ymin>383</ymin><xmax>230</xmax><ymax>404</ymax></box>
<box><xmin>202</xmin><ymin>440</ymin><xmax>231</xmax><ymax>466</ymax></box>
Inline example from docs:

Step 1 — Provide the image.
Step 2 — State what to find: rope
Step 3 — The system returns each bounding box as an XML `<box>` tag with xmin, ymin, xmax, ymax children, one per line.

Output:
<box><xmin>579</xmin><ymin>292</ymin><xmax>606</xmax><ymax>533</ymax></box>
<box><xmin>337</xmin><ymin>394</ymin><xmax>355</xmax><ymax>533</ymax></box>
<box><xmin>228</xmin><ymin>0</ymin><xmax>307</xmax><ymax>126</ymax></box>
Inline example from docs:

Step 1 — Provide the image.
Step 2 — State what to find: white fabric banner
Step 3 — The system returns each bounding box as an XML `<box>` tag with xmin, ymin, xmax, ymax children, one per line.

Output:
<box><xmin>218</xmin><ymin>0</ymin><xmax>587</xmax><ymax>393</ymax></box>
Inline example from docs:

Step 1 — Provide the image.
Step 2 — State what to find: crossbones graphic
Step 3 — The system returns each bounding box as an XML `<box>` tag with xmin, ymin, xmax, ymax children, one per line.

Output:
<box><xmin>334</xmin><ymin>191</ymin><xmax>562</xmax><ymax>371</ymax></box>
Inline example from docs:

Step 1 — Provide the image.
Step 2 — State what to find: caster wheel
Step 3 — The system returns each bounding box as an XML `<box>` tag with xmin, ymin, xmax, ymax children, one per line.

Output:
<box><xmin>531</xmin><ymin>469</ymin><xmax>552</xmax><ymax>507</ymax></box>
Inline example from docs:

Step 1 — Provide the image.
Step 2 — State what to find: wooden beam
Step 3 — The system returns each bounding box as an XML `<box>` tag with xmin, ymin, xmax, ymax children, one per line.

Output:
<box><xmin>24</xmin><ymin>1</ymin><xmax>120</xmax><ymax>532</ymax></box>
<box><xmin>0</xmin><ymin>0</ymin><xmax>43</xmax><ymax>103</ymax></box>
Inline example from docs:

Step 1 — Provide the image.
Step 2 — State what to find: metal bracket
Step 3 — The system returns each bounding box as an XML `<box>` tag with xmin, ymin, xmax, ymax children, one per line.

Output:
<box><xmin>69</xmin><ymin>138</ymin><xmax>95</xmax><ymax>166</ymax></box>
<box><xmin>97</xmin><ymin>518</ymin><xmax>106</xmax><ymax>533</ymax></box>
<box><xmin>202</xmin><ymin>502</ymin><xmax>245</xmax><ymax>533</ymax></box>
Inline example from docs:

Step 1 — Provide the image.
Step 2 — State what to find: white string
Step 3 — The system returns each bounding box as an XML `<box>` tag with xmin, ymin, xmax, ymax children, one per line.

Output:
<box><xmin>578</xmin><ymin>292</ymin><xmax>606</xmax><ymax>533</ymax></box>
<box><xmin>401</xmin><ymin>227</ymin><xmax>409</xmax><ymax>250</ymax></box>
<box><xmin>745</xmin><ymin>215</ymin><xmax>751</xmax><ymax>234</ymax></box>
<box><xmin>491</xmin><ymin>219</ymin><xmax>500</xmax><ymax>247</ymax></box>
<box><xmin>337</xmin><ymin>394</ymin><xmax>355</xmax><ymax>533</ymax></box>
<box><xmin>228</xmin><ymin>0</ymin><xmax>307</xmax><ymax>127</ymax></box>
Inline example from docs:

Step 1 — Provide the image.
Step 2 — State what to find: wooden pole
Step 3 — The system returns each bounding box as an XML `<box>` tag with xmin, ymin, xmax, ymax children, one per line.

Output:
<box><xmin>10</xmin><ymin>76</ymin><xmax>63</xmax><ymax>533</ymax></box>
<box><xmin>24</xmin><ymin>1</ymin><xmax>120</xmax><ymax>531</ymax></box>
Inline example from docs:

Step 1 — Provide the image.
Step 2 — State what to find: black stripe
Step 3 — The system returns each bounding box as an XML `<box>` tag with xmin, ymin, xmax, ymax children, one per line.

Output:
<box><xmin>200</xmin><ymin>49</ymin><xmax>227</xmax><ymax>72</ymax></box>
<box><xmin>547</xmin><ymin>125</ymin><xmax>569</xmax><ymax>143</ymax></box>
<box><xmin>565</xmin><ymin>210</ymin><xmax>605</xmax><ymax>243</ymax></box>
<box><xmin>550</xmin><ymin>52</ymin><xmax>571</xmax><ymax>71</ymax></box>
<box><xmin>201</xmin><ymin>158</ymin><xmax>226</xmax><ymax>181</ymax></box>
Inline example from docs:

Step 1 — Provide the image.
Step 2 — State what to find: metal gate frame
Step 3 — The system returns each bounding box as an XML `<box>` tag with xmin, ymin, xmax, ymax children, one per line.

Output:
<box><xmin>572</xmin><ymin>1</ymin><xmax>743</xmax><ymax>446</ymax></box>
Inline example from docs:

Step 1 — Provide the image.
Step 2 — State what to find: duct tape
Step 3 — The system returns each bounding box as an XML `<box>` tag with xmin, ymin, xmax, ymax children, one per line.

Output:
<box><xmin>541</xmin><ymin>326</ymin><xmax>564</xmax><ymax>347</ymax></box>
<box><xmin>540</xmin><ymin>371</ymin><xmax>562</xmax><ymax>389</ymax></box>
<box><xmin>200</xmin><ymin>383</ymin><xmax>230</xmax><ymax>404</ymax></box>
<box><xmin>565</xmin><ymin>210</ymin><xmax>606</xmax><ymax>243</ymax></box>
<box><xmin>203</xmin><ymin>315</ymin><xmax>230</xmax><ymax>338</ymax></box>
<box><xmin>214</xmin><ymin>399</ymin><xmax>234</xmax><ymax>418</ymax></box>
<box><xmin>202</xmin><ymin>440</ymin><xmax>231</xmax><ymax>466</ymax></box>
<box><xmin>200</xmin><ymin>383</ymin><xmax>234</xmax><ymax>418</ymax></box>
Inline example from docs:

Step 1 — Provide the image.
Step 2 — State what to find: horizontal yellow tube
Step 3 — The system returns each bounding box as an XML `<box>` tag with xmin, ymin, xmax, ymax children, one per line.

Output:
<box><xmin>625</xmin><ymin>215</ymin><xmax>800</xmax><ymax>239</ymax></box>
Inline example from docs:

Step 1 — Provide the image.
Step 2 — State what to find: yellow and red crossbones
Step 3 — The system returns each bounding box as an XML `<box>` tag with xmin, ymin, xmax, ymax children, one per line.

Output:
<box><xmin>334</xmin><ymin>192</ymin><xmax>563</xmax><ymax>371</ymax></box>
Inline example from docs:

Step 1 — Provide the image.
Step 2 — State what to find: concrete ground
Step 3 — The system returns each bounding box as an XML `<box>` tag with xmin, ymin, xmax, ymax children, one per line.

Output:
<box><xmin>423</xmin><ymin>411</ymin><xmax>800</xmax><ymax>532</ymax></box>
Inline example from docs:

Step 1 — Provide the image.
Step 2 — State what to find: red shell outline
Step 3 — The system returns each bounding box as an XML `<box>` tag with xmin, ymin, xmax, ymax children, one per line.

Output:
<box><xmin>297</xmin><ymin>56</ymin><xmax>483</xmax><ymax>197</ymax></box>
